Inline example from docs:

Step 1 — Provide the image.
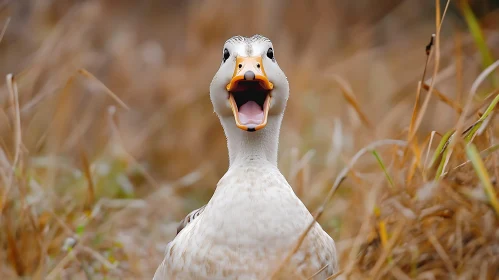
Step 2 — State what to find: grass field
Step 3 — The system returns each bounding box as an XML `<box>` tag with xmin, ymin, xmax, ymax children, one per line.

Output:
<box><xmin>1</xmin><ymin>0</ymin><xmax>499</xmax><ymax>279</ymax></box>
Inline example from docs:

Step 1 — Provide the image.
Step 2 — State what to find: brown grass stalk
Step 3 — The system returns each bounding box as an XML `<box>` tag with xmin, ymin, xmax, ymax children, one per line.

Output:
<box><xmin>421</xmin><ymin>83</ymin><xmax>463</xmax><ymax>113</ymax></box>
<box><xmin>369</xmin><ymin>220</ymin><xmax>406</xmax><ymax>279</ymax></box>
<box><xmin>0</xmin><ymin>17</ymin><xmax>10</xmax><ymax>44</ymax></box>
<box><xmin>330</xmin><ymin>74</ymin><xmax>372</xmax><ymax>128</ymax></box>
<box><xmin>409</xmin><ymin>0</ymin><xmax>451</xmax><ymax>141</ymax></box>
<box><xmin>0</xmin><ymin>74</ymin><xmax>22</xmax><ymax>215</ymax></box>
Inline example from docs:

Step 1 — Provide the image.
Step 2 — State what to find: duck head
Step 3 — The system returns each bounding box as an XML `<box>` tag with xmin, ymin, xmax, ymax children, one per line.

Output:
<box><xmin>210</xmin><ymin>35</ymin><xmax>289</xmax><ymax>132</ymax></box>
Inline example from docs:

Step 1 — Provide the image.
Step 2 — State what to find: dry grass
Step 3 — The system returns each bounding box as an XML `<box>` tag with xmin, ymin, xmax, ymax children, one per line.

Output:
<box><xmin>1</xmin><ymin>0</ymin><xmax>499</xmax><ymax>279</ymax></box>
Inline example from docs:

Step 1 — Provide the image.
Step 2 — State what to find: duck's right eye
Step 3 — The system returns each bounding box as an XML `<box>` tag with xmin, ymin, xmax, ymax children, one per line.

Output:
<box><xmin>222</xmin><ymin>48</ymin><xmax>230</xmax><ymax>63</ymax></box>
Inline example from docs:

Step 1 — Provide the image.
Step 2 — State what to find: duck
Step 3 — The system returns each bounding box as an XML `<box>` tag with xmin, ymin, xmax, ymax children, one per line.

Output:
<box><xmin>153</xmin><ymin>35</ymin><xmax>338</xmax><ymax>280</ymax></box>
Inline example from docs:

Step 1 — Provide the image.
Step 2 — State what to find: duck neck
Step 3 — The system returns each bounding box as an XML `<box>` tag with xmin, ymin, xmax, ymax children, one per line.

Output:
<box><xmin>220</xmin><ymin>115</ymin><xmax>282</xmax><ymax>167</ymax></box>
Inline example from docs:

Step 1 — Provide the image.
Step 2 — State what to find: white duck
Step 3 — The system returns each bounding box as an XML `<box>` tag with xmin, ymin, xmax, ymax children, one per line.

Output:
<box><xmin>154</xmin><ymin>35</ymin><xmax>337</xmax><ymax>279</ymax></box>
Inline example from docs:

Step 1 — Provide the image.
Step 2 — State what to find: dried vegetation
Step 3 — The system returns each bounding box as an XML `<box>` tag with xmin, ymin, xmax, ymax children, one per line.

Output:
<box><xmin>0</xmin><ymin>0</ymin><xmax>499</xmax><ymax>279</ymax></box>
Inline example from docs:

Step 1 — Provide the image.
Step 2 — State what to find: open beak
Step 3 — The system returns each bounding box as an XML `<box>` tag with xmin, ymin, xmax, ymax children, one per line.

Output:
<box><xmin>226</xmin><ymin>56</ymin><xmax>274</xmax><ymax>132</ymax></box>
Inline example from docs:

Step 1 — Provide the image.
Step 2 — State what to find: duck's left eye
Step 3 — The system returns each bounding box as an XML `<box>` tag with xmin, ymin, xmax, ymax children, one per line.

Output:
<box><xmin>222</xmin><ymin>48</ymin><xmax>230</xmax><ymax>63</ymax></box>
<box><xmin>267</xmin><ymin>48</ymin><xmax>274</xmax><ymax>61</ymax></box>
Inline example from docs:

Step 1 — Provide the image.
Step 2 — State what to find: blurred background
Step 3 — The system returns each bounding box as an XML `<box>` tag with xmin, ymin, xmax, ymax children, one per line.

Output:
<box><xmin>1</xmin><ymin>0</ymin><xmax>499</xmax><ymax>279</ymax></box>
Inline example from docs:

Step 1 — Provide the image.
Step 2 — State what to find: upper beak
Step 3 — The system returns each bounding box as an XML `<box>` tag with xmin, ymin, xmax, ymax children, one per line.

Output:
<box><xmin>226</xmin><ymin>56</ymin><xmax>274</xmax><ymax>132</ymax></box>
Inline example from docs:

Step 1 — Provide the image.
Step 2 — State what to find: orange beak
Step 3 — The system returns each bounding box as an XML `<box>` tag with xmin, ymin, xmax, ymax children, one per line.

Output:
<box><xmin>226</xmin><ymin>56</ymin><xmax>274</xmax><ymax>132</ymax></box>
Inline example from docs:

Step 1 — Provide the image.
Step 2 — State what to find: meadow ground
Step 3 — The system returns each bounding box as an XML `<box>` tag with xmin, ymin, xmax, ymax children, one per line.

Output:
<box><xmin>1</xmin><ymin>0</ymin><xmax>499</xmax><ymax>279</ymax></box>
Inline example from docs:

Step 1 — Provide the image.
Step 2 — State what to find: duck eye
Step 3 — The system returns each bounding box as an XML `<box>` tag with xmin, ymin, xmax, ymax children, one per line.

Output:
<box><xmin>222</xmin><ymin>48</ymin><xmax>230</xmax><ymax>63</ymax></box>
<box><xmin>267</xmin><ymin>48</ymin><xmax>274</xmax><ymax>60</ymax></box>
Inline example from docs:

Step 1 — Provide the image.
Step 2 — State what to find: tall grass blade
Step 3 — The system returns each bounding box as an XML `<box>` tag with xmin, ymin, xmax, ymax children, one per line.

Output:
<box><xmin>463</xmin><ymin>90</ymin><xmax>499</xmax><ymax>142</ymax></box>
<box><xmin>429</xmin><ymin>130</ymin><xmax>453</xmax><ymax>169</ymax></box>
<box><xmin>435</xmin><ymin>148</ymin><xmax>450</xmax><ymax>180</ymax></box>
<box><xmin>466</xmin><ymin>144</ymin><xmax>499</xmax><ymax>216</ymax></box>
<box><xmin>372</xmin><ymin>150</ymin><xmax>395</xmax><ymax>189</ymax></box>
<box><xmin>460</xmin><ymin>0</ymin><xmax>497</xmax><ymax>86</ymax></box>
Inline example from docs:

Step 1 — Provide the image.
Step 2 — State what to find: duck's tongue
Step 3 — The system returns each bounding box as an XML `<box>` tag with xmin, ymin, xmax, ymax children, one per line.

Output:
<box><xmin>238</xmin><ymin>101</ymin><xmax>264</xmax><ymax>126</ymax></box>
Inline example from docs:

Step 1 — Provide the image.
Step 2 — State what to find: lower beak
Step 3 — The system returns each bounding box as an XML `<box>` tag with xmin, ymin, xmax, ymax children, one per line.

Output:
<box><xmin>226</xmin><ymin>56</ymin><xmax>274</xmax><ymax>132</ymax></box>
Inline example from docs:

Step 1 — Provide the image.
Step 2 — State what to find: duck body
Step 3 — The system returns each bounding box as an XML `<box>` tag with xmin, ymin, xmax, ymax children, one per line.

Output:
<box><xmin>154</xmin><ymin>158</ymin><xmax>337</xmax><ymax>279</ymax></box>
<box><xmin>154</xmin><ymin>35</ymin><xmax>337</xmax><ymax>279</ymax></box>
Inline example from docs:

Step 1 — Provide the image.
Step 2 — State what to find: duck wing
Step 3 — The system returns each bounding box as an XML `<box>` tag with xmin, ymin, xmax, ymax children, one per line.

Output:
<box><xmin>176</xmin><ymin>205</ymin><xmax>206</xmax><ymax>235</ymax></box>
